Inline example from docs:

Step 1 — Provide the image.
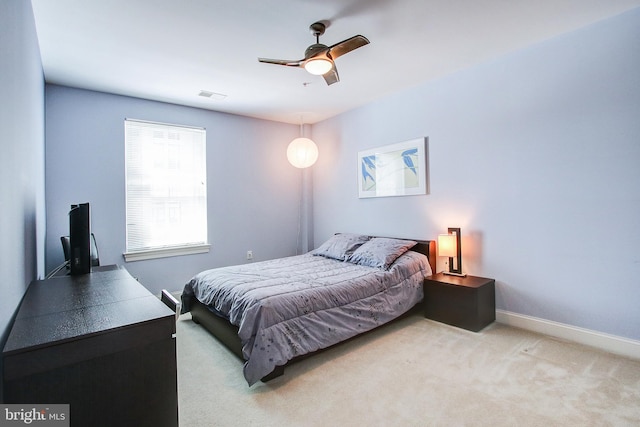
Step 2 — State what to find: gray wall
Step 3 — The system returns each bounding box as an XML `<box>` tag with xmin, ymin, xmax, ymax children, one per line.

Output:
<box><xmin>44</xmin><ymin>86</ymin><xmax>303</xmax><ymax>295</ymax></box>
<box><xmin>311</xmin><ymin>9</ymin><xmax>640</xmax><ymax>341</ymax></box>
<box><xmin>0</xmin><ymin>0</ymin><xmax>46</xmax><ymax>402</ymax></box>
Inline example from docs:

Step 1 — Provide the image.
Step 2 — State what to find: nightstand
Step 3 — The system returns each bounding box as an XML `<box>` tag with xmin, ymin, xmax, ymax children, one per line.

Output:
<box><xmin>423</xmin><ymin>272</ymin><xmax>495</xmax><ymax>332</ymax></box>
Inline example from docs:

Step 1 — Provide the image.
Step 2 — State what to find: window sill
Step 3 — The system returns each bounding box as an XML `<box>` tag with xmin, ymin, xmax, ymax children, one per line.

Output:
<box><xmin>123</xmin><ymin>244</ymin><xmax>210</xmax><ymax>262</ymax></box>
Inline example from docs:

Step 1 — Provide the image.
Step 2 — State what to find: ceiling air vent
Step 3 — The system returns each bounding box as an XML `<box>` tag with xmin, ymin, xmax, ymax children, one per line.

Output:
<box><xmin>198</xmin><ymin>90</ymin><xmax>227</xmax><ymax>100</ymax></box>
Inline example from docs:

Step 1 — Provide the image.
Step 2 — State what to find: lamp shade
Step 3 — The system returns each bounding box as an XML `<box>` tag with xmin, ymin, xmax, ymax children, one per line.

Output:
<box><xmin>437</xmin><ymin>234</ymin><xmax>457</xmax><ymax>257</ymax></box>
<box><xmin>304</xmin><ymin>58</ymin><xmax>333</xmax><ymax>75</ymax></box>
<box><xmin>287</xmin><ymin>137</ymin><xmax>319</xmax><ymax>168</ymax></box>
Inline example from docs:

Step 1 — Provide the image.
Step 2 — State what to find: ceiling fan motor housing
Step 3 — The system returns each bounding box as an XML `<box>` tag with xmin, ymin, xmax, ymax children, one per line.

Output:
<box><xmin>305</xmin><ymin>43</ymin><xmax>329</xmax><ymax>59</ymax></box>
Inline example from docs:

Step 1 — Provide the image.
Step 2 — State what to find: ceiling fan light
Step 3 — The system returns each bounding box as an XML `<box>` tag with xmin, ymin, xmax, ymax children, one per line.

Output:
<box><xmin>304</xmin><ymin>58</ymin><xmax>333</xmax><ymax>75</ymax></box>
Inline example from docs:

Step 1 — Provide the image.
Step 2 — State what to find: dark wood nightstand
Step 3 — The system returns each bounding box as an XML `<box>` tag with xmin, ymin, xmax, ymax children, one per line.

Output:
<box><xmin>423</xmin><ymin>272</ymin><xmax>495</xmax><ymax>332</ymax></box>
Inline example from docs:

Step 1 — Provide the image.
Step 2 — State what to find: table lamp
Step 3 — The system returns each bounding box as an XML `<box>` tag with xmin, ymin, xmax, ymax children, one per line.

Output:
<box><xmin>438</xmin><ymin>227</ymin><xmax>466</xmax><ymax>277</ymax></box>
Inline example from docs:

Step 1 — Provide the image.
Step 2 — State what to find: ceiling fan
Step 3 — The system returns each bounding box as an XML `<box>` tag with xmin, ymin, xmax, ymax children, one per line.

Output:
<box><xmin>258</xmin><ymin>21</ymin><xmax>370</xmax><ymax>85</ymax></box>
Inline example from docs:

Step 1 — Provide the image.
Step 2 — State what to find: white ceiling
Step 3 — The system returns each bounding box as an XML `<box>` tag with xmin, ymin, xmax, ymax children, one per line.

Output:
<box><xmin>31</xmin><ymin>0</ymin><xmax>640</xmax><ymax>124</ymax></box>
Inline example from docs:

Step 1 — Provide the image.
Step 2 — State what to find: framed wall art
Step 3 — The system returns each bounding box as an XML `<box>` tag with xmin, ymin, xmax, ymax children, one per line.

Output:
<box><xmin>358</xmin><ymin>137</ymin><xmax>428</xmax><ymax>198</ymax></box>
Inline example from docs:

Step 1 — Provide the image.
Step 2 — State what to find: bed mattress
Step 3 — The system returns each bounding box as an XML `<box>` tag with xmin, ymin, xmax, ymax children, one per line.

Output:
<box><xmin>181</xmin><ymin>251</ymin><xmax>432</xmax><ymax>385</ymax></box>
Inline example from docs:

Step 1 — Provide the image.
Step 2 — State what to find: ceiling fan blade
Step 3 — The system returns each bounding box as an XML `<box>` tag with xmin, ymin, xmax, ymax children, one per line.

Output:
<box><xmin>322</xmin><ymin>65</ymin><xmax>340</xmax><ymax>85</ymax></box>
<box><xmin>258</xmin><ymin>58</ymin><xmax>303</xmax><ymax>67</ymax></box>
<box><xmin>327</xmin><ymin>35</ymin><xmax>370</xmax><ymax>59</ymax></box>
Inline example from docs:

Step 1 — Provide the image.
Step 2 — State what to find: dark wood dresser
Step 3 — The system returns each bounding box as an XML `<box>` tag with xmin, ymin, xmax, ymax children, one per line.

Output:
<box><xmin>2</xmin><ymin>265</ymin><xmax>178</xmax><ymax>427</ymax></box>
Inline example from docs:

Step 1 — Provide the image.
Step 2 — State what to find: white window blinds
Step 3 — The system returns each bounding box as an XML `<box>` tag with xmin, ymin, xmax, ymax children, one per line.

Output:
<box><xmin>124</xmin><ymin>119</ymin><xmax>208</xmax><ymax>260</ymax></box>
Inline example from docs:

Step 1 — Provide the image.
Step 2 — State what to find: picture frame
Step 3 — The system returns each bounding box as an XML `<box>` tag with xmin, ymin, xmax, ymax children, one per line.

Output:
<box><xmin>358</xmin><ymin>137</ymin><xmax>428</xmax><ymax>198</ymax></box>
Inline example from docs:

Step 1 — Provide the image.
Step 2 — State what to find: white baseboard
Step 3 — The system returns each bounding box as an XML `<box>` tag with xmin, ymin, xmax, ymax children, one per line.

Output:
<box><xmin>496</xmin><ymin>309</ymin><xmax>640</xmax><ymax>360</ymax></box>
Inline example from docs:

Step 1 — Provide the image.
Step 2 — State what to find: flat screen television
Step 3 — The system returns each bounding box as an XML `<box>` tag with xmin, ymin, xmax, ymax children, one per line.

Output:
<box><xmin>69</xmin><ymin>203</ymin><xmax>91</xmax><ymax>275</ymax></box>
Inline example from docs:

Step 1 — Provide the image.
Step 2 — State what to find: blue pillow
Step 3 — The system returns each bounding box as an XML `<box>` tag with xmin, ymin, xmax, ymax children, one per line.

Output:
<box><xmin>348</xmin><ymin>237</ymin><xmax>417</xmax><ymax>269</ymax></box>
<box><xmin>312</xmin><ymin>233</ymin><xmax>370</xmax><ymax>261</ymax></box>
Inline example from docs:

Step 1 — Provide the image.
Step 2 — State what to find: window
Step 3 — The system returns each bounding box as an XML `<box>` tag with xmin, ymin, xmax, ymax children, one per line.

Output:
<box><xmin>124</xmin><ymin>119</ymin><xmax>209</xmax><ymax>261</ymax></box>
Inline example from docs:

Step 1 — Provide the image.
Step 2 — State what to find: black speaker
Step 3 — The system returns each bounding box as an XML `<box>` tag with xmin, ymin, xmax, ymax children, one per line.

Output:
<box><xmin>69</xmin><ymin>203</ymin><xmax>91</xmax><ymax>275</ymax></box>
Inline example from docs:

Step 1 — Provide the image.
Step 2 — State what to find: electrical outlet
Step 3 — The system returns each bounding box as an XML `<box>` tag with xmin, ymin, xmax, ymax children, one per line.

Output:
<box><xmin>246</xmin><ymin>250</ymin><xmax>253</xmax><ymax>260</ymax></box>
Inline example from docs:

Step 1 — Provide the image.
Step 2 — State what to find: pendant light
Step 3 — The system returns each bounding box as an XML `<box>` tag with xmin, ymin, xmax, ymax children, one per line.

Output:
<box><xmin>287</xmin><ymin>120</ymin><xmax>318</xmax><ymax>168</ymax></box>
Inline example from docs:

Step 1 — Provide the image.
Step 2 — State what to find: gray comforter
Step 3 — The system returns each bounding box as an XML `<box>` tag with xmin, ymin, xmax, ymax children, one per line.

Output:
<box><xmin>182</xmin><ymin>251</ymin><xmax>432</xmax><ymax>385</ymax></box>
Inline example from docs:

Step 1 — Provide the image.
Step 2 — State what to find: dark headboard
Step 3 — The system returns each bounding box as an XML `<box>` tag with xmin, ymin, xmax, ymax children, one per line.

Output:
<box><xmin>410</xmin><ymin>240</ymin><xmax>436</xmax><ymax>275</ymax></box>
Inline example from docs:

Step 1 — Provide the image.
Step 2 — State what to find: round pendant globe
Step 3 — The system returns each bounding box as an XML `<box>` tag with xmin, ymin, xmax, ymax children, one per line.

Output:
<box><xmin>287</xmin><ymin>137</ymin><xmax>319</xmax><ymax>168</ymax></box>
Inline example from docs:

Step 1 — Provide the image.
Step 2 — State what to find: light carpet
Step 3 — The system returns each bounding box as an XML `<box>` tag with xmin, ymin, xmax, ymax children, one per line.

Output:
<box><xmin>176</xmin><ymin>310</ymin><xmax>640</xmax><ymax>426</ymax></box>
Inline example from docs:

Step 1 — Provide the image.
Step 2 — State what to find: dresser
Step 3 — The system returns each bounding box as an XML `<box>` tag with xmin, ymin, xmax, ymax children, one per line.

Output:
<box><xmin>2</xmin><ymin>266</ymin><xmax>178</xmax><ymax>427</ymax></box>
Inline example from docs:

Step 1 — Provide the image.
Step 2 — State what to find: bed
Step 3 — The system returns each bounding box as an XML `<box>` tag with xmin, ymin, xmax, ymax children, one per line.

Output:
<box><xmin>181</xmin><ymin>234</ymin><xmax>436</xmax><ymax>385</ymax></box>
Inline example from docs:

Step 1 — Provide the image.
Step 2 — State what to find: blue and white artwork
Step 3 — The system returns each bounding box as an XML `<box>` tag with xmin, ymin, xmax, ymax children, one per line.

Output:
<box><xmin>358</xmin><ymin>138</ymin><xmax>427</xmax><ymax>198</ymax></box>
